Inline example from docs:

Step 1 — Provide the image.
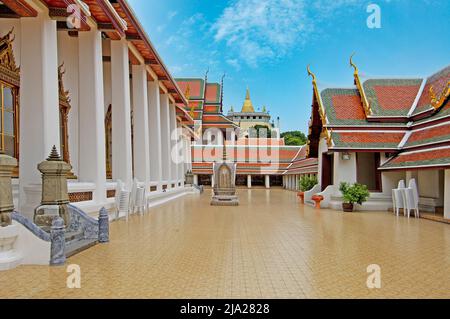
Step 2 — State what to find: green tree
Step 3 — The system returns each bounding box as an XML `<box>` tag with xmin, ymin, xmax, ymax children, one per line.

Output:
<box><xmin>281</xmin><ymin>131</ymin><xmax>307</xmax><ymax>146</ymax></box>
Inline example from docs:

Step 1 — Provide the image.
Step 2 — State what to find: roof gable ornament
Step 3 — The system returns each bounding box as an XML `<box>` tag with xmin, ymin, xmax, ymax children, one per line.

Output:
<box><xmin>0</xmin><ymin>28</ymin><xmax>20</xmax><ymax>86</ymax></box>
<box><xmin>184</xmin><ymin>83</ymin><xmax>196</xmax><ymax>119</ymax></box>
<box><xmin>429</xmin><ymin>81</ymin><xmax>450</xmax><ymax>110</ymax></box>
<box><xmin>58</xmin><ymin>63</ymin><xmax>71</xmax><ymax>105</ymax></box>
<box><xmin>350</xmin><ymin>53</ymin><xmax>372</xmax><ymax>116</ymax></box>
<box><xmin>307</xmin><ymin>65</ymin><xmax>327</xmax><ymax>128</ymax></box>
<box><xmin>306</xmin><ymin>65</ymin><xmax>332</xmax><ymax>153</ymax></box>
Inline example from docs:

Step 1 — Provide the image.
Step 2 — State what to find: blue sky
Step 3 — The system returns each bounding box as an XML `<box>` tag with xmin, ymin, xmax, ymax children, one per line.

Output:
<box><xmin>128</xmin><ymin>0</ymin><xmax>450</xmax><ymax>133</ymax></box>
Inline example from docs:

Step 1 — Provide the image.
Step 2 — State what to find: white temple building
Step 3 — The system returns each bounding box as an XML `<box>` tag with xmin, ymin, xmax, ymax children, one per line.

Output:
<box><xmin>0</xmin><ymin>0</ymin><xmax>194</xmax><ymax>219</ymax></box>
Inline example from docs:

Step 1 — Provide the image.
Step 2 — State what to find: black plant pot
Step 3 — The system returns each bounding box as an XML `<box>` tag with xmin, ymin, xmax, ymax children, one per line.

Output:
<box><xmin>342</xmin><ymin>203</ymin><xmax>354</xmax><ymax>212</ymax></box>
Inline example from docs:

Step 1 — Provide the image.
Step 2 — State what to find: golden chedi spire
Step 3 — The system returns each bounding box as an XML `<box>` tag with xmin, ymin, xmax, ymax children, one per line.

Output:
<box><xmin>241</xmin><ymin>87</ymin><xmax>255</xmax><ymax>113</ymax></box>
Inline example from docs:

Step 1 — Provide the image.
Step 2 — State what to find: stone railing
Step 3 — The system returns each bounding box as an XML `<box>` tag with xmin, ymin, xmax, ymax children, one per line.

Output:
<box><xmin>12</xmin><ymin>212</ymin><xmax>50</xmax><ymax>242</ymax></box>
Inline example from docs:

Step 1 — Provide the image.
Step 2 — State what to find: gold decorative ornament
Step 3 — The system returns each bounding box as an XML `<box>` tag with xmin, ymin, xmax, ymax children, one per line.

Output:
<box><xmin>430</xmin><ymin>81</ymin><xmax>450</xmax><ymax>110</ymax></box>
<box><xmin>350</xmin><ymin>53</ymin><xmax>371</xmax><ymax>116</ymax></box>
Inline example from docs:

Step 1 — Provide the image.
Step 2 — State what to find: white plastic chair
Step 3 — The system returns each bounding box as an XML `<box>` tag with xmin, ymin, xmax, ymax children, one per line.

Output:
<box><xmin>129</xmin><ymin>178</ymin><xmax>147</xmax><ymax>215</ymax></box>
<box><xmin>134</xmin><ymin>187</ymin><xmax>147</xmax><ymax>215</ymax></box>
<box><xmin>392</xmin><ymin>180</ymin><xmax>406</xmax><ymax>216</ymax></box>
<box><xmin>115</xmin><ymin>179</ymin><xmax>131</xmax><ymax>221</ymax></box>
<box><xmin>403</xmin><ymin>179</ymin><xmax>420</xmax><ymax>218</ymax></box>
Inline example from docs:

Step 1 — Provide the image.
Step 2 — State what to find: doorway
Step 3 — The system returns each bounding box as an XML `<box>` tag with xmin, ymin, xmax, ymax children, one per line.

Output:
<box><xmin>321</xmin><ymin>152</ymin><xmax>334</xmax><ymax>191</ymax></box>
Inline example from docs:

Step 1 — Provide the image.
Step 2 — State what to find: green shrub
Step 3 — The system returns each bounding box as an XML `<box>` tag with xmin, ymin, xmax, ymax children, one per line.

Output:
<box><xmin>299</xmin><ymin>175</ymin><xmax>318</xmax><ymax>192</ymax></box>
<box><xmin>339</xmin><ymin>182</ymin><xmax>370</xmax><ymax>205</ymax></box>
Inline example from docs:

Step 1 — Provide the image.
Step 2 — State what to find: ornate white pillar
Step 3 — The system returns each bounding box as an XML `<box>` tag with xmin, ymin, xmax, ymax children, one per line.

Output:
<box><xmin>19</xmin><ymin>13</ymin><xmax>61</xmax><ymax>218</ymax></box>
<box><xmin>147</xmin><ymin>81</ymin><xmax>162</xmax><ymax>190</ymax></box>
<box><xmin>247</xmin><ymin>175</ymin><xmax>252</xmax><ymax>188</ymax></box>
<box><xmin>77</xmin><ymin>27</ymin><xmax>107</xmax><ymax>205</ymax></box>
<box><xmin>160</xmin><ymin>94</ymin><xmax>171</xmax><ymax>187</ymax></box>
<box><xmin>111</xmin><ymin>39</ymin><xmax>133</xmax><ymax>189</ymax></box>
<box><xmin>132</xmin><ymin>64</ymin><xmax>150</xmax><ymax>189</ymax></box>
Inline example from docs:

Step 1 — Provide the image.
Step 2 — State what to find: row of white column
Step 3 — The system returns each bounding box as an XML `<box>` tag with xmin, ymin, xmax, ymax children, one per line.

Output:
<box><xmin>18</xmin><ymin>14</ymin><xmax>186</xmax><ymax>217</ymax></box>
<box><xmin>194</xmin><ymin>174</ymin><xmax>271</xmax><ymax>188</ymax></box>
<box><xmin>284</xmin><ymin>175</ymin><xmax>299</xmax><ymax>191</ymax></box>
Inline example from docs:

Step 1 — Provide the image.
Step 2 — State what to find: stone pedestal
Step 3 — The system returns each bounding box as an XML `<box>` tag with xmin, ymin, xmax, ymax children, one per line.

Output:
<box><xmin>0</xmin><ymin>153</ymin><xmax>17</xmax><ymax>227</ymax></box>
<box><xmin>185</xmin><ymin>171</ymin><xmax>194</xmax><ymax>185</ymax></box>
<box><xmin>34</xmin><ymin>147</ymin><xmax>72</xmax><ymax>232</ymax></box>
<box><xmin>0</xmin><ymin>152</ymin><xmax>22</xmax><ymax>270</ymax></box>
<box><xmin>211</xmin><ymin>156</ymin><xmax>239</xmax><ymax>206</ymax></box>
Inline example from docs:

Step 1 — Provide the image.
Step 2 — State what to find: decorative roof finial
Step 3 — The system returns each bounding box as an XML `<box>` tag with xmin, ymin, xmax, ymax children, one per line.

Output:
<box><xmin>47</xmin><ymin>145</ymin><xmax>62</xmax><ymax>161</ymax></box>
<box><xmin>220</xmin><ymin>73</ymin><xmax>226</xmax><ymax>100</ymax></box>
<box><xmin>307</xmin><ymin>65</ymin><xmax>317</xmax><ymax>83</ymax></box>
<box><xmin>350</xmin><ymin>52</ymin><xmax>358</xmax><ymax>75</ymax></box>
<box><xmin>204</xmin><ymin>67</ymin><xmax>209</xmax><ymax>82</ymax></box>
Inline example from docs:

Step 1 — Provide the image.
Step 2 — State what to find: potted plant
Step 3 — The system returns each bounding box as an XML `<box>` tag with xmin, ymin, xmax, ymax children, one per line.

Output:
<box><xmin>298</xmin><ymin>175</ymin><xmax>318</xmax><ymax>203</ymax></box>
<box><xmin>339</xmin><ymin>182</ymin><xmax>370</xmax><ymax>212</ymax></box>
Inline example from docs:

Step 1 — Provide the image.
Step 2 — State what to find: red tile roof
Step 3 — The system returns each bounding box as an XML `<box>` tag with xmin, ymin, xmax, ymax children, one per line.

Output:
<box><xmin>414</xmin><ymin>66</ymin><xmax>450</xmax><ymax>115</ymax></box>
<box><xmin>404</xmin><ymin>123</ymin><xmax>450</xmax><ymax>148</ymax></box>
<box><xmin>331</xmin><ymin>131</ymin><xmax>404</xmax><ymax>149</ymax></box>
<box><xmin>381</xmin><ymin>147</ymin><xmax>450</xmax><ymax>170</ymax></box>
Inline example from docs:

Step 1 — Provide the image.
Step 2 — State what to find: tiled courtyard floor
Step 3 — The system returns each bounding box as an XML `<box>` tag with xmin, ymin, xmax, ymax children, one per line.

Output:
<box><xmin>1</xmin><ymin>188</ymin><xmax>449</xmax><ymax>299</ymax></box>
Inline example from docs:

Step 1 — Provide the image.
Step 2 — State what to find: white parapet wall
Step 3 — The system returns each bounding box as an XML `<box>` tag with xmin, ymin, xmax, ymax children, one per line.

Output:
<box><xmin>0</xmin><ymin>221</ymin><xmax>51</xmax><ymax>271</ymax></box>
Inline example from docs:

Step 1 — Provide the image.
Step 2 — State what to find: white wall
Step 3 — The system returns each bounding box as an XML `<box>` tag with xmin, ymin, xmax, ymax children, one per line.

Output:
<box><xmin>317</xmin><ymin>137</ymin><xmax>328</xmax><ymax>188</ymax></box>
<box><xmin>333</xmin><ymin>152</ymin><xmax>357</xmax><ymax>188</ymax></box>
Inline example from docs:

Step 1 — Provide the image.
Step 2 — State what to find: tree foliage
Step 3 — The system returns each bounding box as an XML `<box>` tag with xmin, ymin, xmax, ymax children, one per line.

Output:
<box><xmin>281</xmin><ymin>131</ymin><xmax>307</xmax><ymax>146</ymax></box>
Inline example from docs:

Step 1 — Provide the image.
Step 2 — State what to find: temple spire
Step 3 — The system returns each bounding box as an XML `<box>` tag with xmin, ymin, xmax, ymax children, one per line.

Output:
<box><xmin>241</xmin><ymin>87</ymin><xmax>255</xmax><ymax>113</ymax></box>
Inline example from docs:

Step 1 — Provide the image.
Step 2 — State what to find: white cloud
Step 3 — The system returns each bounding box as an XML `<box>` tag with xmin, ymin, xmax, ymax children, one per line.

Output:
<box><xmin>212</xmin><ymin>0</ymin><xmax>365</xmax><ymax>67</ymax></box>
<box><xmin>168</xmin><ymin>10</ymin><xmax>178</xmax><ymax>20</ymax></box>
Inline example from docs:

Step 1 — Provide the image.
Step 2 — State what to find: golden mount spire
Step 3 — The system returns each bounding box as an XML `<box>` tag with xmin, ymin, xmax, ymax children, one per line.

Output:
<box><xmin>241</xmin><ymin>87</ymin><xmax>255</xmax><ymax>113</ymax></box>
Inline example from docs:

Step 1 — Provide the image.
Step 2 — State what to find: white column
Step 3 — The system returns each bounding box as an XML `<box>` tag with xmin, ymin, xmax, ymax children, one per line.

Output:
<box><xmin>132</xmin><ymin>64</ymin><xmax>150</xmax><ymax>189</ymax></box>
<box><xmin>77</xmin><ymin>28</ymin><xmax>107</xmax><ymax>205</ymax></box>
<box><xmin>147</xmin><ymin>81</ymin><xmax>162</xmax><ymax>190</ymax></box>
<box><xmin>177</xmin><ymin>124</ymin><xmax>186</xmax><ymax>187</ymax></box>
<box><xmin>265</xmin><ymin>175</ymin><xmax>270</xmax><ymax>189</ymax></box>
<box><xmin>160</xmin><ymin>94</ymin><xmax>171</xmax><ymax>186</ymax></box>
<box><xmin>193</xmin><ymin>175</ymin><xmax>199</xmax><ymax>186</ymax></box>
<box><xmin>247</xmin><ymin>175</ymin><xmax>252</xmax><ymax>188</ymax></box>
<box><xmin>444</xmin><ymin>170</ymin><xmax>450</xmax><ymax>219</ymax></box>
<box><xmin>19</xmin><ymin>14</ymin><xmax>61</xmax><ymax>217</ymax></box>
<box><xmin>111</xmin><ymin>39</ymin><xmax>133</xmax><ymax>189</ymax></box>
<box><xmin>169</xmin><ymin>103</ymin><xmax>178</xmax><ymax>186</ymax></box>
<box><xmin>211</xmin><ymin>174</ymin><xmax>215</xmax><ymax>187</ymax></box>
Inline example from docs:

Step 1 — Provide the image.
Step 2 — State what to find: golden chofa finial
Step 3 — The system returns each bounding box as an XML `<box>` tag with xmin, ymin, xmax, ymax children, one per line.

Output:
<box><xmin>307</xmin><ymin>65</ymin><xmax>317</xmax><ymax>83</ymax></box>
<box><xmin>350</xmin><ymin>52</ymin><xmax>358</xmax><ymax>75</ymax></box>
<box><xmin>430</xmin><ymin>81</ymin><xmax>450</xmax><ymax>110</ymax></box>
<box><xmin>184</xmin><ymin>83</ymin><xmax>191</xmax><ymax>101</ymax></box>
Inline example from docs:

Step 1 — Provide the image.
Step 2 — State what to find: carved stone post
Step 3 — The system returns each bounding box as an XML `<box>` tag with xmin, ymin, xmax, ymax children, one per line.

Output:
<box><xmin>50</xmin><ymin>217</ymin><xmax>66</xmax><ymax>266</ymax></box>
<box><xmin>34</xmin><ymin>146</ymin><xmax>72</xmax><ymax>232</ymax></box>
<box><xmin>98</xmin><ymin>207</ymin><xmax>109</xmax><ymax>243</ymax></box>
<box><xmin>0</xmin><ymin>152</ymin><xmax>17</xmax><ymax>227</ymax></box>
